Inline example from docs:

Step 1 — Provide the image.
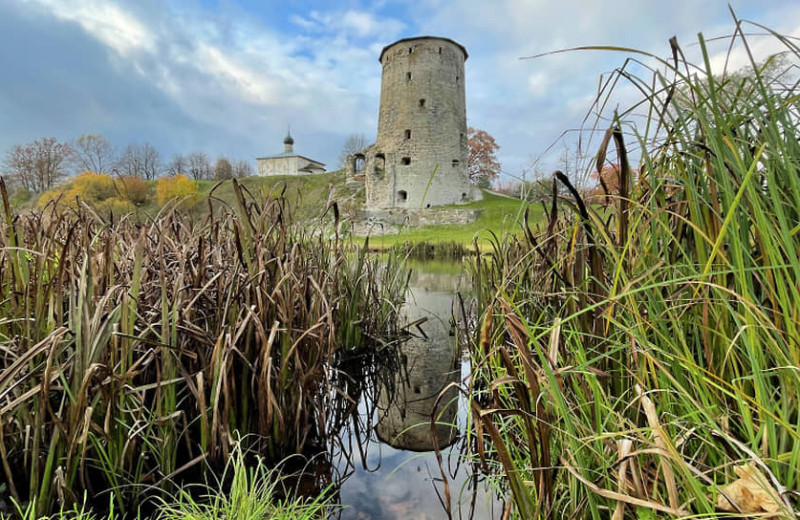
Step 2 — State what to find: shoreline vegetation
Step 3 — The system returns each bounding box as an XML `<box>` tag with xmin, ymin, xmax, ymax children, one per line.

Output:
<box><xmin>460</xmin><ymin>16</ymin><xmax>800</xmax><ymax>519</ymax></box>
<box><xmin>0</xmin><ymin>179</ymin><xmax>408</xmax><ymax>517</ymax></box>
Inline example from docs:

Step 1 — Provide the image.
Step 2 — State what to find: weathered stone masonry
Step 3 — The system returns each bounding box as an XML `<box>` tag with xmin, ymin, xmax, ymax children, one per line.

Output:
<box><xmin>349</xmin><ymin>36</ymin><xmax>481</xmax><ymax>210</ymax></box>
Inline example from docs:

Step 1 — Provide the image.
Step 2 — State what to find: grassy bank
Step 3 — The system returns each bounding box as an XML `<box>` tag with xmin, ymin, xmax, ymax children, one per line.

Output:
<box><xmin>365</xmin><ymin>191</ymin><xmax>538</xmax><ymax>251</ymax></box>
<box><xmin>461</xmin><ymin>19</ymin><xmax>800</xmax><ymax>519</ymax></box>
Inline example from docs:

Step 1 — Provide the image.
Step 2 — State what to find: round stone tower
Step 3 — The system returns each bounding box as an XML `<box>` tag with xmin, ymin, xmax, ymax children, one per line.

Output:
<box><xmin>366</xmin><ymin>36</ymin><xmax>477</xmax><ymax>209</ymax></box>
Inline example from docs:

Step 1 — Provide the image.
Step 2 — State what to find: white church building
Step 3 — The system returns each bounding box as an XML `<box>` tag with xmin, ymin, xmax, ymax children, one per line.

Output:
<box><xmin>256</xmin><ymin>131</ymin><xmax>326</xmax><ymax>176</ymax></box>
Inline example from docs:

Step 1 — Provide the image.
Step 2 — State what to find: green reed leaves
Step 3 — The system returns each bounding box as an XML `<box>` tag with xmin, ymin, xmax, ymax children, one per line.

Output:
<box><xmin>467</xmin><ymin>16</ymin><xmax>800</xmax><ymax>519</ymax></box>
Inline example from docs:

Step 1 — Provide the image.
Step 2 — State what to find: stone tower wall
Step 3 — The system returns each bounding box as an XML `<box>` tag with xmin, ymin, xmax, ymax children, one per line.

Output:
<box><xmin>366</xmin><ymin>37</ymin><xmax>475</xmax><ymax>209</ymax></box>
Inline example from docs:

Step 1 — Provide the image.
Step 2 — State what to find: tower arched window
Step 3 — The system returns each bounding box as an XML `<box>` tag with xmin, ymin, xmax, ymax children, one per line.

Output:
<box><xmin>354</xmin><ymin>154</ymin><xmax>365</xmax><ymax>174</ymax></box>
<box><xmin>374</xmin><ymin>153</ymin><xmax>385</xmax><ymax>173</ymax></box>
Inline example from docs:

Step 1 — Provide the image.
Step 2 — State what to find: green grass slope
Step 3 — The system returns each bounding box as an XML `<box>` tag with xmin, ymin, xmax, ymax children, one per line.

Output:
<box><xmin>366</xmin><ymin>191</ymin><xmax>541</xmax><ymax>250</ymax></box>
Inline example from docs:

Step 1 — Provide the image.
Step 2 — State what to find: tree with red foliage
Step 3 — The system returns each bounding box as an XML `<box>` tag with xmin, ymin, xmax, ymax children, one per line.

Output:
<box><xmin>467</xmin><ymin>127</ymin><xmax>501</xmax><ymax>188</ymax></box>
<box><xmin>588</xmin><ymin>163</ymin><xmax>637</xmax><ymax>205</ymax></box>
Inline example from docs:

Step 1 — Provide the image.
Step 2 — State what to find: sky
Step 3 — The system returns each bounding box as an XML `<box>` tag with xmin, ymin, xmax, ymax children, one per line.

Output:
<box><xmin>1</xmin><ymin>0</ymin><xmax>799</xmax><ymax>183</ymax></box>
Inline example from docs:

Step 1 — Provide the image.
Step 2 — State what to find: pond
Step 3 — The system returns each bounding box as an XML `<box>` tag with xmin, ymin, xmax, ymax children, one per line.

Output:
<box><xmin>318</xmin><ymin>260</ymin><xmax>503</xmax><ymax>519</ymax></box>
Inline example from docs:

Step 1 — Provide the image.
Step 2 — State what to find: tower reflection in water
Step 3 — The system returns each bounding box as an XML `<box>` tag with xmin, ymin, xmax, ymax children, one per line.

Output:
<box><xmin>300</xmin><ymin>266</ymin><xmax>497</xmax><ymax>519</ymax></box>
<box><xmin>376</xmin><ymin>269</ymin><xmax>460</xmax><ymax>452</ymax></box>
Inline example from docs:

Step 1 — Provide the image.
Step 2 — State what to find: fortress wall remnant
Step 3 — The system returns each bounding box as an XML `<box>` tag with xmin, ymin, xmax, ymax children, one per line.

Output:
<box><xmin>365</xmin><ymin>37</ymin><xmax>478</xmax><ymax>209</ymax></box>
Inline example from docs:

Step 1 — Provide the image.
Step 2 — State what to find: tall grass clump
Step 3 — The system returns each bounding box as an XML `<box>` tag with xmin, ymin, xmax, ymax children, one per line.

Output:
<box><xmin>466</xmin><ymin>17</ymin><xmax>800</xmax><ymax>518</ymax></box>
<box><xmin>0</xmin><ymin>180</ymin><xmax>407</xmax><ymax>516</ymax></box>
<box><xmin>153</xmin><ymin>442</ymin><xmax>333</xmax><ymax>520</ymax></box>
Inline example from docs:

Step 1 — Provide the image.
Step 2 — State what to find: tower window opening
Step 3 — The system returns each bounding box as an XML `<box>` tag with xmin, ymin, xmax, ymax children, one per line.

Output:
<box><xmin>354</xmin><ymin>153</ymin><xmax>366</xmax><ymax>174</ymax></box>
<box><xmin>398</xmin><ymin>190</ymin><xmax>408</xmax><ymax>202</ymax></box>
<box><xmin>409</xmin><ymin>47</ymin><xmax>413</xmax><ymax>53</ymax></box>
<box><xmin>404</xmin><ymin>129</ymin><xmax>411</xmax><ymax>139</ymax></box>
<box><xmin>407</xmin><ymin>72</ymin><xmax>412</xmax><ymax>81</ymax></box>
<box><xmin>456</xmin><ymin>75</ymin><xmax>460</xmax><ymax>84</ymax></box>
<box><xmin>401</xmin><ymin>157</ymin><xmax>411</xmax><ymax>165</ymax></box>
<box><xmin>461</xmin><ymin>192</ymin><xmax>468</xmax><ymax>201</ymax></box>
<box><xmin>452</xmin><ymin>159</ymin><xmax>459</xmax><ymax>167</ymax></box>
<box><xmin>438</xmin><ymin>47</ymin><xmax>442</xmax><ymax>54</ymax></box>
<box><xmin>374</xmin><ymin>153</ymin><xmax>385</xmax><ymax>173</ymax></box>
<box><xmin>419</xmin><ymin>99</ymin><xmax>426</xmax><ymax>107</ymax></box>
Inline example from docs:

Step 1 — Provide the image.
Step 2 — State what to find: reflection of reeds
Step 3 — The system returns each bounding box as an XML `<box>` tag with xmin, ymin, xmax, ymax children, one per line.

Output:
<box><xmin>0</xmin><ymin>180</ymin><xmax>407</xmax><ymax>516</ymax></box>
<box><xmin>401</xmin><ymin>241</ymin><xmax>470</xmax><ymax>262</ymax></box>
<box><xmin>467</xmin><ymin>17</ymin><xmax>800</xmax><ymax>519</ymax></box>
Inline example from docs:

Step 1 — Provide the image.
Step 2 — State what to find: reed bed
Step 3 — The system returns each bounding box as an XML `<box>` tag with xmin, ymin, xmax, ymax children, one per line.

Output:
<box><xmin>465</xmin><ymin>18</ymin><xmax>800</xmax><ymax>519</ymax></box>
<box><xmin>0</xmin><ymin>180</ymin><xmax>407</xmax><ymax>516</ymax></box>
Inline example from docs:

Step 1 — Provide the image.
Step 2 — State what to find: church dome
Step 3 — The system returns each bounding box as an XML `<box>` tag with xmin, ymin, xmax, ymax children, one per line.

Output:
<box><xmin>283</xmin><ymin>131</ymin><xmax>294</xmax><ymax>145</ymax></box>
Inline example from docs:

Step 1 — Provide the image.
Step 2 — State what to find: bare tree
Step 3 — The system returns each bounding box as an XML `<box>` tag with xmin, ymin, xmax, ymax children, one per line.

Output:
<box><xmin>72</xmin><ymin>134</ymin><xmax>116</xmax><ymax>174</ymax></box>
<box><xmin>117</xmin><ymin>143</ymin><xmax>161</xmax><ymax>180</ymax></box>
<box><xmin>167</xmin><ymin>153</ymin><xmax>188</xmax><ymax>176</ymax></box>
<box><xmin>558</xmin><ymin>142</ymin><xmax>590</xmax><ymax>193</ymax></box>
<box><xmin>337</xmin><ymin>133</ymin><xmax>367</xmax><ymax>169</ymax></box>
<box><xmin>2</xmin><ymin>137</ymin><xmax>73</xmax><ymax>192</ymax></box>
<box><xmin>186</xmin><ymin>152</ymin><xmax>212</xmax><ymax>180</ymax></box>
<box><xmin>233</xmin><ymin>160</ymin><xmax>253</xmax><ymax>178</ymax></box>
<box><xmin>214</xmin><ymin>157</ymin><xmax>233</xmax><ymax>180</ymax></box>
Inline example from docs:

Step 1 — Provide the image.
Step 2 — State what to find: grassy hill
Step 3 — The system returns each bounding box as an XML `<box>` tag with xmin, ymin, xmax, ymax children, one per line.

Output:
<box><xmin>195</xmin><ymin>170</ymin><xmax>350</xmax><ymax>222</ymax></box>
<box><xmin>191</xmin><ymin>175</ymin><xmax>537</xmax><ymax>249</ymax></box>
<box><xmin>365</xmin><ymin>191</ymin><xmax>539</xmax><ymax>250</ymax></box>
<box><xmin>25</xmin><ymin>171</ymin><xmax>537</xmax><ymax>249</ymax></box>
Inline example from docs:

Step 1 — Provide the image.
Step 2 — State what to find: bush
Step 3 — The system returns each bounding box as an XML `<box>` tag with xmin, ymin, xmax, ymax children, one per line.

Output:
<box><xmin>68</xmin><ymin>171</ymin><xmax>116</xmax><ymax>204</ymax></box>
<box><xmin>95</xmin><ymin>197</ymin><xmax>135</xmax><ymax>217</ymax></box>
<box><xmin>115</xmin><ymin>175</ymin><xmax>150</xmax><ymax>205</ymax></box>
<box><xmin>156</xmin><ymin>174</ymin><xmax>198</xmax><ymax>206</ymax></box>
<box><xmin>37</xmin><ymin>188</ymin><xmax>63</xmax><ymax>209</ymax></box>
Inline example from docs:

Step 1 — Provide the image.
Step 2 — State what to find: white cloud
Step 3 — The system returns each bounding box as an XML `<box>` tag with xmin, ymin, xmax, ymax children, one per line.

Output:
<box><xmin>19</xmin><ymin>0</ymin><xmax>388</xmax><ymax>144</ymax></box>
<box><xmin>290</xmin><ymin>14</ymin><xmax>316</xmax><ymax>31</ymax></box>
<box><xmin>526</xmin><ymin>72</ymin><xmax>550</xmax><ymax>97</ymax></box>
<box><xmin>306</xmin><ymin>9</ymin><xmax>406</xmax><ymax>39</ymax></box>
<box><xmin>23</xmin><ymin>0</ymin><xmax>153</xmax><ymax>56</ymax></box>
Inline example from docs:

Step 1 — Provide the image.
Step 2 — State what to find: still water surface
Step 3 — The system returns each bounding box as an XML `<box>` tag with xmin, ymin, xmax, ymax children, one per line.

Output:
<box><xmin>330</xmin><ymin>262</ymin><xmax>501</xmax><ymax>519</ymax></box>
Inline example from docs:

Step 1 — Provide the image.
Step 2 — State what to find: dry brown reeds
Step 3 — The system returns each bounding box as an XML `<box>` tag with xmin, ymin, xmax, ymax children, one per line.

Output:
<box><xmin>0</xmin><ymin>179</ymin><xmax>407</xmax><ymax>516</ymax></box>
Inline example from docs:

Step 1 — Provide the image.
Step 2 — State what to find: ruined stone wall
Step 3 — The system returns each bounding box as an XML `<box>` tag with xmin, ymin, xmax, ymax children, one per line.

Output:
<box><xmin>366</xmin><ymin>37</ymin><xmax>478</xmax><ymax>209</ymax></box>
<box><xmin>350</xmin><ymin>207</ymin><xmax>482</xmax><ymax>235</ymax></box>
